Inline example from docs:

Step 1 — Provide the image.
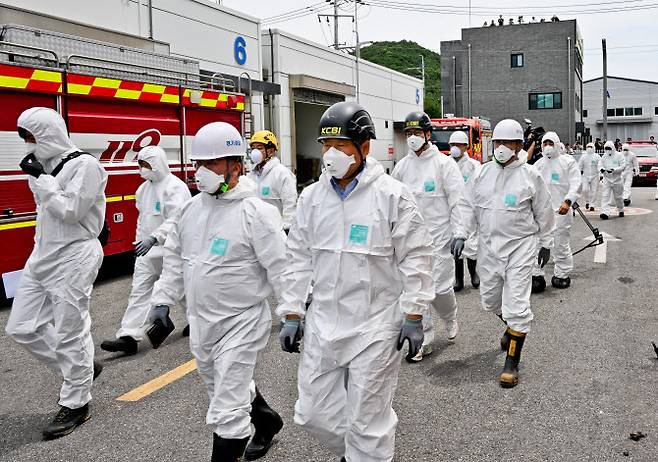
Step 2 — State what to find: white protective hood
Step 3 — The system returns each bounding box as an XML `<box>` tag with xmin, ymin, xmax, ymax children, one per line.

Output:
<box><xmin>17</xmin><ymin>107</ymin><xmax>78</xmax><ymax>166</ymax></box>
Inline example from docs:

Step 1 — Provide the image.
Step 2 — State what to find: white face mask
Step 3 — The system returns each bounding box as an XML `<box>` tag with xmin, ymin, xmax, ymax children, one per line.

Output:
<box><xmin>543</xmin><ymin>145</ymin><xmax>557</xmax><ymax>159</ymax></box>
<box><xmin>586</xmin><ymin>147</ymin><xmax>594</xmax><ymax>154</ymax></box>
<box><xmin>195</xmin><ymin>165</ymin><xmax>225</xmax><ymax>194</ymax></box>
<box><xmin>604</xmin><ymin>148</ymin><xmax>613</xmax><ymax>156</ymax></box>
<box><xmin>323</xmin><ymin>146</ymin><xmax>356</xmax><ymax>179</ymax></box>
<box><xmin>139</xmin><ymin>167</ymin><xmax>157</xmax><ymax>182</ymax></box>
<box><xmin>407</xmin><ymin>135</ymin><xmax>426</xmax><ymax>152</ymax></box>
<box><xmin>249</xmin><ymin>148</ymin><xmax>264</xmax><ymax>165</ymax></box>
<box><xmin>449</xmin><ymin>146</ymin><xmax>463</xmax><ymax>158</ymax></box>
<box><xmin>25</xmin><ymin>142</ymin><xmax>36</xmax><ymax>155</ymax></box>
<box><xmin>493</xmin><ymin>144</ymin><xmax>516</xmax><ymax>165</ymax></box>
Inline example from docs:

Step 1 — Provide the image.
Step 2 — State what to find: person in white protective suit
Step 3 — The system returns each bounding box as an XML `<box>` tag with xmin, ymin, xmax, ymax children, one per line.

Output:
<box><xmin>277</xmin><ymin>102</ymin><xmax>434</xmax><ymax>462</ymax></box>
<box><xmin>448</xmin><ymin>130</ymin><xmax>482</xmax><ymax>292</ymax></box>
<box><xmin>100</xmin><ymin>146</ymin><xmax>191</xmax><ymax>355</ymax></box>
<box><xmin>5</xmin><ymin>107</ymin><xmax>107</xmax><ymax>439</ymax></box>
<box><xmin>531</xmin><ymin>132</ymin><xmax>581</xmax><ymax>291</ymax></box>
<box><xmin>391</xmin><ymin>111</ymin><xmax>464</xmax><ymax>362</ymax></box>
<box><xmin>247</xmin><ymin>130</ymin><xmax>298</xmax><ymax>232</ymax></box>
<box><xmin>578</xmin><ymin>142</ymin><xmax>600</xmax><ymax>211</ymax></box>
<box><xmin>148</xmin><ymin>122</ymin><xmax>286</xmax><ymax>461</ymax></box>
<box><xmin>620</xmin><ymin>143</ymin><xmax>639</xmax><ymax>206</ymax></box>
<box><xmin>451</xmin><ymin>119</ymin><xmax>555</xmax><ymax>388</ymax></box>
<box><xmin>598</xmin><ymin>140</ymin><xmax>626</xmax><ymax>220</ymax></box>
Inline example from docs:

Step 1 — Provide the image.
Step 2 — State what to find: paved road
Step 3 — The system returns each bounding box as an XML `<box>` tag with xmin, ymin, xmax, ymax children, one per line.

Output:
<box><xmin>1</xmin><ymin>187</ymin><xmax>657</xmax><ymax>462</ymax></box>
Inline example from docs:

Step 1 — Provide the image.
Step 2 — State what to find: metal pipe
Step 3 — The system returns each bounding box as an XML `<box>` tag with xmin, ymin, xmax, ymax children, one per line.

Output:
<box><xmin>148</xmin><ymin>0</ymin><xmax>154</xmax><ymax>39</ymax></box>
<box><xmin>137</xmin><ymin>0</ymin><xmax>142</xmax><ymax>37</ymax></box>
<box><xmin>467</xmin><ymin>43</ymin><xmax>472</xmax><ymax>117</ymax></box>
<box><xmin>602</xmin><ymin>38</ymin><xmax>608</xmax><ymax>141</ymax></box>
<box><xmin>568</xmin><ymin>36</ymin><xmax>572</xmax><ymax>143</ymax></box>
<box><xmin>355</xmin><ymin>0</ymin><xmax>360</xmax><ymax>102</ymax></box>
<box><xmin>452</xmin><ymin>55</ymin><xmax>457</xmax><ymax>115</ymax></box>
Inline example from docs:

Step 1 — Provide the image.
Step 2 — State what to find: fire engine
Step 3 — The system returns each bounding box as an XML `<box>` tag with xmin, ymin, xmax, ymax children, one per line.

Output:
<box><xmin>0</xmin><ymin>25</ymin><xmax>251</xmax><ymax>299</ymax></box>
<box><xmin>430</xmin><ymin>116</ymin><xmax>492</xmax><ymax>163</ymax></box>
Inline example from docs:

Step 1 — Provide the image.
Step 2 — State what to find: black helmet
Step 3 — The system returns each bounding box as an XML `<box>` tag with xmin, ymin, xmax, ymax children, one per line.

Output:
<box><xmin>403</xmin><ymin>111</ymin><xmax>432</xmax><ymax>132</ymax></box>
<box><xmin>317</xmin><ymin>101</ymin><xmax>376</xmax><ymax>143</ymax></box>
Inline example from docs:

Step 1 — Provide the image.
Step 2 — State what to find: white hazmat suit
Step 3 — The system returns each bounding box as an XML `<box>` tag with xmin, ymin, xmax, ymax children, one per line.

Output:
<box><xmin>454</xmin><ymin>153</ymin><xmax>555</xmax><ymax>333</ymax></box>
<box><xmin>6</xmin><ymin>107</ymin><xmax>107</xmax><ymax>409</ymax></box>
<box><xmin>151</xmin><ymin>175</ymin><xmax>287</xmax><ymax>439</ymax></box>
<box><xmin>621</xmin><ymin>144</ymin><xmax>639</xmax><ymax>202</ymax></box>
<box><xmin>532</xmin><ymin>134</ymin><xmax>581</xmax><ymax>280</ymax></box>
<box><xmin>578</xmin><ymin>144</ymin><xmax>600</xmax><ymax>208</ymax></box>
<box><xmin>247</xmin><ymin>157</ymin><xmax>297</xmax><ymax>230</ymax></box>
<box><xmin>598</xmin><ymin>141</ymin><xmax>625</xmax><ymax>216</ymax></box>
<box><xmin>115</xmin><ymin>146</ymin><xmax>191</xmax><ymax>341</ymax></box>
<box><xmin>392</xmin><ymin>143</ymin><xmax>465</xmax><ymax>345</ymax></box>
<box><xmin>278</xmin><ymin>157</ymin><xmax>434</xmax><ymax>462</ymax></box>
<box><xmin>456</xmin><ymin>152</ymin><xmax>481</xmax><ymax>260</ymax></box>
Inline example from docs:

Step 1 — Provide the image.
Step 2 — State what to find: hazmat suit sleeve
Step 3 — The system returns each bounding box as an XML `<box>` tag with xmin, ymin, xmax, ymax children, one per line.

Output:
<box><xmin>277</xmin><ymin>191</ymin><xmax>313</xmax><ymax>318</ymax></box>
<box><xmin>578</xmin><ymin>155</ymin><xmax>586</xmax><ymax>172</ymax></box>
<box><xmin>532</xmin><ymin>173</ymin><xmax>556</xmax><ymax>249</ymax></box>
<box><xmin>248</xmin><ymin>202</ymin><xmax>287</xmax><ymax>300</ymax></box>
<box><xmin>150</xmin><ymin>212</ymin><xmax>185</xmax><ymax>308</ymax></box>
<box><xmin>279</xmin><ymin>171</ymin><xmax>298</xmax><ymax>231</ymax></box>
<box><xmin>451</xmin><ymin>171</ymin><xmax>478</xmax><ymax>241</ymax></box>
<box><xmin>442</xmin><ymin>158</ymin><xmax>467</xmax><ymax>239</ymax></box>
<box><xmin>31</xmin><ymin>158</ymin><xmax>103</xmax><ymax>225</ymax></box>
<box><xmin>613</xmin><ymin>155</ymin><xmax>625</xmax><ymax>174</ymax></box>
<box><xmin>632</xmin><ymin>153</ymin><xmax>639</xmax><ymax>174</ymax></box>
<box><xmin>151</xmin><ymin>180</ymin><xmax>192</xmax><ymax>245</ymax></box>
<box><xmin>392</xmin><ymin>185</ymin><xmax>435</xmax><ymax>317</ymax></box>
<box><xmin>565</xmin><ymin>159</ymin><xmax>582</xmax><ymax>205</ymax></box>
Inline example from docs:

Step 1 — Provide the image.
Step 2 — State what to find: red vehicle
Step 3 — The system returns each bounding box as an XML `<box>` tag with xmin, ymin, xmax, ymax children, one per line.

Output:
<box><xmin>430</xmin><ymin>117</ymin><xmax>492</xmax><ymax>163</ymax></box>
<box><xmin>629</xmin><ymin>141</ymin><xmax>658</xmax><ymax>186</ymax></box>
<box><xmin>0</xmin><ymin>44</ymin><xmax>247</xmax><ymax>299</ymax></box>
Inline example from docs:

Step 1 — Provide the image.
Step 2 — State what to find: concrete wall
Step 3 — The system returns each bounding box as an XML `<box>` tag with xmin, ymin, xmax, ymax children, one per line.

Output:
<box><xmin>583</xmin><ymin>77</ymin><xmax>658</xmax><ymax>141</ymax></box>
<box><xmin>441</xmin><ymin>20</ymin><xmax>583</xmax><ymax>144</ymax></box>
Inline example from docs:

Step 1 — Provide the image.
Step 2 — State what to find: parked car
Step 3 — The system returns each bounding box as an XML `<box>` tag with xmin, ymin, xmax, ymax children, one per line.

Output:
<box><xmin>630</xmin><ymin>142</ymin><xmax>658</xmax><ymax>186</ymax></box>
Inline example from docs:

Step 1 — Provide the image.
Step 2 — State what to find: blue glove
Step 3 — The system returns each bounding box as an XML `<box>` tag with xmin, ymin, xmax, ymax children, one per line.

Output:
<box><xmin>538</xmin><ymin>247</ymin><xmax>551</xmax><ymax>268</ymax></box>
<box><xmin>450</xmin><ymin>238</ymin><xmax>466</xmax><ymax>259</ymax></box>
<box><xmin>279</xmin><ymin>318</ymin><xmax>303</xmax><ymax>353</ymax></box>
<box><xmin>135</xmin><ymin>236</ymin><xmax>157</xmax><ymax>257</ymax></box>
<box><xmin>397</xmin><ymin>318</ymin><xmax>424</xmax><ymax>362</ymax></box>
<box><xmin>20</xmin><ymin>153</ymin><xmax>45</xmax><ymax>178</ymax></box>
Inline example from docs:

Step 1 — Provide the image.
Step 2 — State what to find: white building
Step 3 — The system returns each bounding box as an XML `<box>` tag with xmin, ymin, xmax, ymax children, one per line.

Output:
<box><xmin>583</xmin><ymin>76</ymin><xmax>658</xmax><ymax>142</ymax></box>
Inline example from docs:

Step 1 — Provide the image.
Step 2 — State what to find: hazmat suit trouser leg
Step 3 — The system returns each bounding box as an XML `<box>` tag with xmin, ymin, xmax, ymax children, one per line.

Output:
<box><xmin>553</xmin><ymin>213</ymin><xmax>574</xmax><ymax>279</ymax></box>
<box><xmin>420</xmin><ymin>242</ymin><xmax>458</xmax><ymax>347</ymax></box>
<box><xmin>192</xmin><ymin>301</ymin><xmax>271</xmax><ymax>440</ymax></box>
<box><xmin>601</xmin><ymin>180</ymin><xmax>624</xmax><ymax>216</ymax></box>
<box><xmin>582</xmin><ymin>177</ymin><xmax>599</xmax><ymax>206</ymax></box>
<box><xmin>5</xmin><ymin>242</ymin><xmax>103</xmax><ymax>409</ymax></box>
<box><xmin>622</xmin><ymin>173</ymin><xmax>633</xmax><ymax>201</ymax></box>
<box><xmin>116</xmin><ymin>253</ymin><xmax>163</xmax><ymax>341</ymax></box>
<box><xmin>478</xmin><ymin>240</ymin><xmax>534</xmax><ymax>334</ymax></box>
<box><xmin>294</xmin><ymin>330</ymin><xmax>401</xmax><ymax>462</ymax></box>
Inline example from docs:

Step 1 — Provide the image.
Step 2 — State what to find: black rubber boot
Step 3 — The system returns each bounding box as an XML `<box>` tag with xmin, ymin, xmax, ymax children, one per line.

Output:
<box><xmin>467</xmin><ymin>258</ymin><xmax>480</xmax><ymax>288</ymax></box>
<box><xmin>212</xmin><ymin>434</ymin><xmax>249</xmax><ymax>462</ymax></box>
<box><xmin>100</xmin><ymin>336</ymin><xmax>138</xmax><ymax>355</ymax></box>
<box><xmin>619</xmin><ymin>211</ymin><xmax>625</xmax><ymax>218</ymax></box>
<box><xmin>585</xmin><ymin>203</ymin><xmax>589</xmax><ymax>209</ymax></box>
<box><xmin>499</xmin><ymin>328</ymin><xmax>526</xmax><ymax>388</ymax></box>
<box><xmin>42</xmin><ymin>404</ymin><xmax>90</xmax><ymax>440</ymax></box>
<box><xmin>500</xmin><ymin>328</ymin><xmax>510</xmax><ymax>351</ymax></box>
<box><xmin>600</xmin><ymin>213</ymin><xmax>609</xmax><ymax>220</ymax></box>
<box><xmin>182</xmin><ymin>324</ymin><xmax>190</xmax><ymax>337</ymax></box>
<box><xmin>551</xmin><ymin>276</ymin><xmax>571</xmax><ymax>289</ymax></box>
<box><xmin>531</xmin><ymin>275</ymin><xmax>546</xmax><ymax>294</ymax></box>
<box><xmin>624</xmin><ymin>199</ymin><xmax>631</xmax><ymax>206</ymax></box>
<box><xmin>245</xmin><ymin>388</ymin><xmax>284</xmax><ymax>460</ymax></box>
<box><xmin>589</xmin><ymin>206</ymin><xmax>595</xmax><ymax>212</ymax></box>
<box><xmin>454</xmin><ymin>258</ymin><xmax>464</xmax><ymax>293</ymax></box>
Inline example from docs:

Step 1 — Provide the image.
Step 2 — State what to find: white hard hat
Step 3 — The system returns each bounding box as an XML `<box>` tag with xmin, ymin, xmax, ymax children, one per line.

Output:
<box><xmin>542</xmin><ymin>131</ymin><xmax>560</xmax><ymax>146</ymax></box>
<box><xmin>604</xmin><ymin>140</ymin><xmax>615</xmax><ymax>150</ymax></box>
<box><xmin>449</xmin><ymin>131</ymin><xmax>469</xmax><ymax>145</ymax></box>
<box><xmin>492</xmin><ymin>119</ymin><xmax>524</xmax><ymax>141</ymax></box>
<box><xmin>622</xmin><ymin>143</ymin><xmax>630</xmax><ymax>151</ymax></box>
<box><xmin>586</xmin><ymin>142</ymin><xmax>594</xmax><ymax>148</ymax></box>
<box><xmin>191</xmin><ymin>122</ymin><xmax>246</xmax><ymax>160</ymax></box>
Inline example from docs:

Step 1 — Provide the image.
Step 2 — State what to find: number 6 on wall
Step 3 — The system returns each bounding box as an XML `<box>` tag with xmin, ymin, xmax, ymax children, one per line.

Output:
<box><xmin>234</xmin><ymin>36</ymin><xmax>247</xmax><ymax>65</ymax></box>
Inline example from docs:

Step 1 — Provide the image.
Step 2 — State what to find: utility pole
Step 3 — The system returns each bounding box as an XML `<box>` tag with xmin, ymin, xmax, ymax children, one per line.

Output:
<box><xmin>602</xmin><ymin>38</ymin><xmax>608</xmax><ymax>141</ymax></box>
<box><xmin>334</xmin><ymin>0</ymin><xmax>339</xmax><ymax>50</ymax></box>
<box><xmin>354</xmin><ymin>0</ymin><xmax>360</xmax><ymax>101</ymax></box>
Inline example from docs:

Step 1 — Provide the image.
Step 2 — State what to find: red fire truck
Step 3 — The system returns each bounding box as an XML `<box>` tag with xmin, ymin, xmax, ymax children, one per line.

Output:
<box><xmin>0</xmin><ymin>31</ymin><xmax>249</xmax><ymax>299</ymax></box>
<box><xmin>430</xmin><ymin>116</ymin><xmax>492</xmax><ymax>163</ymax></box>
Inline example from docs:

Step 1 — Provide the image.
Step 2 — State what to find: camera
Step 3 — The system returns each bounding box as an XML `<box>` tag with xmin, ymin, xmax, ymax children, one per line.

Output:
<box><xmin>523</xmin><ymin>119</ymin><xmax>546</xmax><ymax>164</ymax></box>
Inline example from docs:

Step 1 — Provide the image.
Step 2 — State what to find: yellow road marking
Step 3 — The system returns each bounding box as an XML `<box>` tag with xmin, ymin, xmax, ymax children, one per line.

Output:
<box><xmin>116</xmin><ymin>359</ymin><xmax>197</xmax><ymax>402</ymax></box>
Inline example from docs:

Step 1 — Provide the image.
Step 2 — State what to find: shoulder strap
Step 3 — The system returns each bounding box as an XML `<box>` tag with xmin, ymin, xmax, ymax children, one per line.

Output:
<box><xmin>52</xmin><ymin>151</ymin><xmax>93</xmax><ymax>177</ymax></box>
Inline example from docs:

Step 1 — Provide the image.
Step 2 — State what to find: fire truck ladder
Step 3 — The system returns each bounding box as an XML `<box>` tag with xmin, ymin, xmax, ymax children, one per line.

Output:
<box><xmin>239</xmin><ymin>72</ymin><xmax>254</xmax><ymax>140</ymax></box>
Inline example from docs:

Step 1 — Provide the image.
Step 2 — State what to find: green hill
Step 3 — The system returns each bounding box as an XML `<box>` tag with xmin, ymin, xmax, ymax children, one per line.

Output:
<box><xmin>359</xmin><ymin>40</ymin><xmax>441</xmax><ymax>117</ymax></box>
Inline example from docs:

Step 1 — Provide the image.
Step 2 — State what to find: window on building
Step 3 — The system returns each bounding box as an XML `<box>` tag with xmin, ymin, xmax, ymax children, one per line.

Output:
<box><xmin>583</xmin><ymin>109</ymin><xmax>588</xmax><ymax>118</ymax></box>
<box><xmin>624</xmin><ymin>107</ymin><xmax>634</xmax><ymax>116</ymax></box>
<box><xmin>511</xmin><ymin>53</ymin><xmax>524</xmax><ymax>68</ymax></box>
<box><xmin>615</xmin><ymin>108</ymin><xmax>624</xmax><ymax>116</ymax></box>
<box><xmin>634</xmin><ymin>107</ymin><xmax>643</xmax><ymax>116</ymax></box>
<box><xmin>607</xmin><ymin>108</ymin><xmax>615</xmax><ymax>117</ymax></box>
<box><xmin>655</xmin><ymin>107</ymin><xmax>658</xmax><ymax>115</ymax></box>
<box><xmin>529</xmin><ymin>92</ymin><xmax>562</xmax><ymax>110</ymax></box>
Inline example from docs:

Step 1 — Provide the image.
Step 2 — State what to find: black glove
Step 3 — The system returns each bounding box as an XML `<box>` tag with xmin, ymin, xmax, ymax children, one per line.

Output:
<box><xmin>135</xmin><ymin>236</ymin><xmax>157</xmax><ymax>257</ymax></box>
<box><xmin>538</xmin><ymin>247</ymin><xmax>551</xmax><ymax>268</ymax></box>
<box><xmin>600</xmin><ymin>169</ymin><xmax>605</xmax><ymax>174</ymax></box>
<box><xmin>20</xmin><ymin>153</ymin><xmax>45</xmax><ymax>178</ymax></box>
<box><xmin>607</xmin><ymin>169</ymin><xmax>614</xmax><ymax>174</ymax></box>
<box><xmin>450</xmin><ymin>238</ymin><xmax>466</xmax><ymax>259</ymax></box>
<box><xmin>146</xmin><ymin>305</ymin><xmax>175</xmax><ymax>349</ymax></box>
<box><xmin>279</xmin><ymin>318</ymin><xmax>303</xmax><ymax>353</ymax></box>
<box><xmin>397</xmin><ymin>318</ymin><xmax>424</xmax><ymax>362</ymax></box>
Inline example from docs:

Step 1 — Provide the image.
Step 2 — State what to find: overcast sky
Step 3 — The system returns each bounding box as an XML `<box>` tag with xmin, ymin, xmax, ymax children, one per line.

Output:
<box><xmin>222</xmin><ymin>0</ymin><xmax>658</xmax><ymax>83</ymax></box>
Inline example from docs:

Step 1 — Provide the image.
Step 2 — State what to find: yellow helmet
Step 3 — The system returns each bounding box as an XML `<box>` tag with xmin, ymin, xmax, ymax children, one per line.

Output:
<box><xmin>250</xmin><ymin>130</ymin><xmax>278</xmax><ymax>151</ymax></box>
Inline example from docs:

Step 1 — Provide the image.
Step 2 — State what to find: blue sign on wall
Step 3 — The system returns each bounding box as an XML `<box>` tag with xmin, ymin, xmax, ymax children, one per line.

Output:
<box><xmin>234</xmin><ymin>36</ymin><xmax>247</xmax><ymax>65</ymax></box>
